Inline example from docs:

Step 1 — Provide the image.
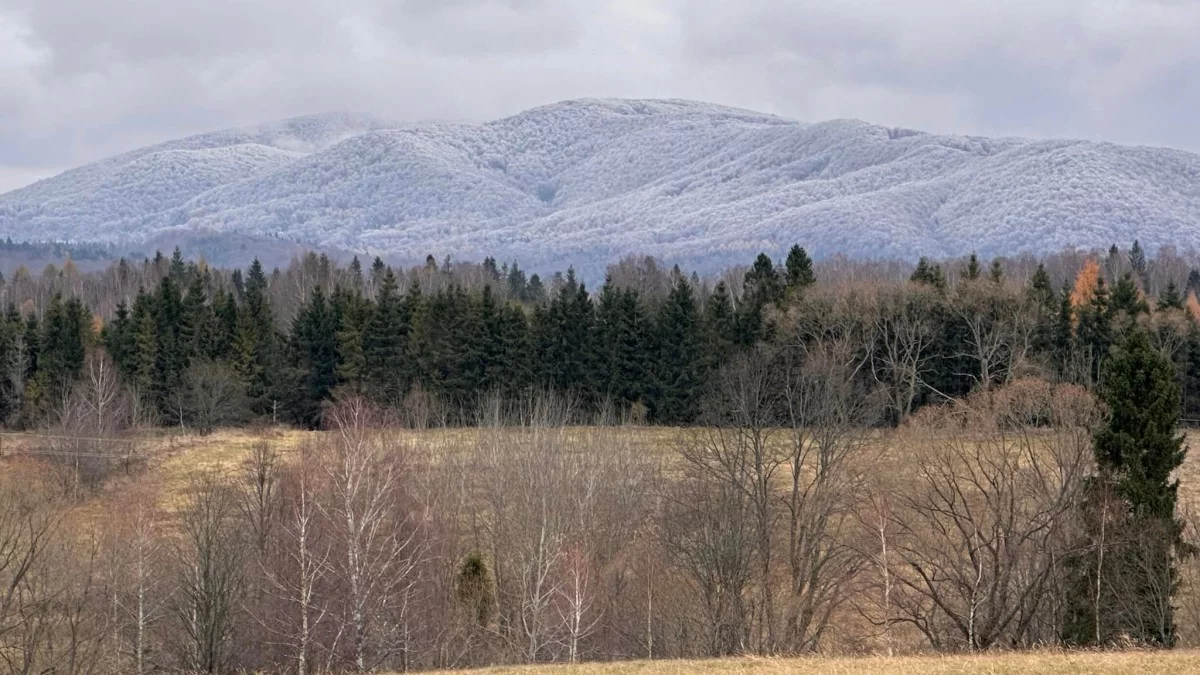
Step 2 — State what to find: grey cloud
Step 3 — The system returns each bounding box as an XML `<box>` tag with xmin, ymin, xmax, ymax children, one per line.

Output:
<box><xmin>2</xmin><ymin>0</ymin><xmax>1200</xmax><ymax>191</ymax></box>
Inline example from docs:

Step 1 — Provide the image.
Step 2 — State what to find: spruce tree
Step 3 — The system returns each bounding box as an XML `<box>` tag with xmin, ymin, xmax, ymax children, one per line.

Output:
<box><xmin>653</xmin><ymin>273</ymin><xmax>702</xmax><ymax>424</ymax></box>
<box><xmin>910</xmin><ymin>257</ymin><xmax>948</xmax><ymax>291</ymax></box>
<box><xmin>363</xmin><ymin>268</ymin><xmax>410</xmax><ymax>402</ymax></box>
<box><xmin>784</xmin><ymin>245</ymin><xmax>816</xmax><ymax>292</ymax></box>
<box><xmin>963</xmin><ymin>253</ymin><xmax>981</xmax><ymax>281</ymax></box>
<box><xmin>235</xmin><ymin>259</ymin><xmax>280</xmax><ymax>418</ymax></box>
<box><xmin>288</xmin><ymin>287</ymin><xmax>339</xmax><ymax>427</ymax></box>
<box><xmin>703</xmin><ymin>281</ymin><xmax>737</xmax><ymax>372</ymax></box>
<box><xmin>1129</xmin><ymin>239</ymin><xmax>1148</xmax><ymax>282</ymax></box>
<box><xmin>1067</xmin><ymin>329</ymin><xmax>1189</xmax><ymax>646</ymax></box>
<box><xmin>1158</xmin><ymin>282</ymin><xmax>1185</xmax><ymax>311</ymax></box>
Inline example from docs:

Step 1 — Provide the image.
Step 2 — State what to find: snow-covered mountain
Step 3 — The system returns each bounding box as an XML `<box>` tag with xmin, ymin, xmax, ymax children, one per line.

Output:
<box><xmin>3</xmin><ymin>98</ymin><xmax>1200</xmax><ymax>273</ymax></box>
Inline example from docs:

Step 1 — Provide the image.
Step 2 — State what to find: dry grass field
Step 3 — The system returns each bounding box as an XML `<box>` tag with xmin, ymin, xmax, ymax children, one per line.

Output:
<box><xmin>432</xmin><ymin>650</ymin><xmax>1200</xmax><ymax>675</ymax></box>
<box><xmin>12</xmin><ymin>423</ymin><xmax>1200</xmax><ymax>670</ymax></box>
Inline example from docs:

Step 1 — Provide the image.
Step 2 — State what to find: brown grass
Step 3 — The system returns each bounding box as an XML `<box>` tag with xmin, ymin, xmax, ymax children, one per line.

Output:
<box><xmin>429</xmin><ymin>650</ymin><xmax>1200</xmax><ymax>675</ymax></box>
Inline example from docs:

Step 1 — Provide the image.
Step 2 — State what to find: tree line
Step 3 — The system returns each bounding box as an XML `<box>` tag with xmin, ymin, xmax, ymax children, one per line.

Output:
<box><xmin>3</xmin><ymin>240</ymin><xmax>1200</xmax><ymax>431</ymax></box>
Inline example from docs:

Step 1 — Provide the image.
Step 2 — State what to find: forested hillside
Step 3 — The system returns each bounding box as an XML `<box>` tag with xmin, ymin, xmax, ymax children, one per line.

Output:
<box><xmin>6</xmin><ymin>100</ymin><xmax>1200</xmax><ymax>273</ymax></box>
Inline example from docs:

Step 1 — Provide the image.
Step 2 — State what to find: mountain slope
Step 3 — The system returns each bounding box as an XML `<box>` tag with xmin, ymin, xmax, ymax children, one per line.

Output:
<box><xmin>3</xmin><ymin>99</ymin><xmax>1199</xmax><ymax>273</ymax></box>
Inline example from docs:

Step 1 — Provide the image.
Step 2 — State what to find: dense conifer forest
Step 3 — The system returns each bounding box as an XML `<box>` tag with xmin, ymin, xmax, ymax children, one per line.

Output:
<box><xmin>2</xmin><ymin>240</ymin><xmax>1200</xmax><ymax>430</ymax></box>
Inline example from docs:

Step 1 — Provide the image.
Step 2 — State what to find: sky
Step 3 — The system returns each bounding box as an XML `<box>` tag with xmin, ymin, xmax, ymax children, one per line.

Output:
<box><xmin>2</xmin><ymin>0</ymin><xmax>1200</xmax><ymax>193</ymax></box>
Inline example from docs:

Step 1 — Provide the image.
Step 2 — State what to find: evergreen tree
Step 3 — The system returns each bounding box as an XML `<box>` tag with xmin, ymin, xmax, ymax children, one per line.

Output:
<box><xmin>702</xmin><ymin>281</ymin><xmax>737</xmax><ymax>372</ymax></box>
<box><xmin>288</xmin><ymin>287</ymin><xmax>339</xmax><ymax>427</ymax></box>
<box><xmin>1129</xmin><ymin>239</ymin><xmax>1148</xmax><ymax>282</ymax></box>
<box><xmin>595</xmin><ymin>279</ymin><xmax>650</xmax><ymax>410</ymax></box>
<box><xmin>1187</xmin><ymin>269</ymin><xmax>1200</xmax><ymax>296</ymax></box>
<box><xmin>362</xmin><ymin>268</ymin><xmax>411</xmax><ymax>402</ymax></box>
<box><xmin>168</xmin><ymin>247</ymin><xmax>187</xmax><ymax>284</ymax></box>
<box><xmin>1067</xmin><ymin>329</ymin><xmax>1189</xmax><ymax>646</ymax></box>
<box><xmin>507</xmin><ymin>262</ymin><xmax>528</xmax><ymax>301</ymax></box>
<box><xmin>0</xmin><ymin>312</ymin><xmax>23</xmax><ymax>423</ymax></box>
<box><xmin>152</xmin><ymin>276</ymin><xmax>187</xmax><ymax>417</ymax></box>
<box><xmin>181</xmin><ymin>271</ymin><xmax>212</xmax><ymax>360</ymax></box>
<box><xmin>235</xmin><ymin>259</ymin><xmax>280</xmax><ymax>418</ymax></box>
<box><xmin>653</xmin><ymin>274</ymin><xmax>703</xmax><ymax>424</ymax></box>
<box><xmin>333</xmin><ymin>287</ymin><xmax>370</xmax><ymax>393</ymax></box>
<box><xmin>744</xmin><ymin>253</ymin><xmax>784</xmax><ymax>306</ymax></box>
<box><xmin>784</xmin><ymin>245</ymin><xmax>816</xmax><ymax>292</ymax></box>
<box><xmin>910</xmin><ymin>257</ymin><xmax>947</xmax><ymax>291</ymax></box>
<box><xmin>1053</xmin><ymin>283</ymin><xmax>1075</xmax><ymax>379</ymax></box>
<box><xmin>989</xmin><ymin>259</ymin><xmax>1004</xmax><ymax>284</ymax></box>
<box><xmin>526</xmin><ymin>274</ymin><xmax>547</xmax><ymax>305</ymax></box>
<box><xmin>963</xmin><ymin>253</ymin><xmax>981</xmax><ymax>281</ymax></box>
<box><xmin>1158</xmin><ymin>281</ymin><xmax>1185</xmax><ymax>311</ymax></box>
<box><xmin>1110</xmin><ymin>272</ymin><xmax>1150</xmax><ymax>319</ymax></box>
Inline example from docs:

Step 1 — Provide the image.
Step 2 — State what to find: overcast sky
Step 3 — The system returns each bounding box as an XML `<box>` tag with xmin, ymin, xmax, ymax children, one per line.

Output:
<box><xmin>2</xmin><ymin>0</ymin><xmax>1199</xmax><ymax>192</ymax></box>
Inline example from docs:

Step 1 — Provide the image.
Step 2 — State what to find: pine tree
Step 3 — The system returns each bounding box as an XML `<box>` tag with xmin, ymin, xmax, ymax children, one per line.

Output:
<box><xmin>1129</xmin><ymin>239</ymin><xmax>1148</xmax><ymax>282</ymax></box>
<box><xmin>784</xmin><ymin>245</ymin><xmax>816</xmax><ymax>292</ymax></box>
<box><xmin>362</xmin><ymin>268</ymin><xmax>410</xmax><ymax>402</ymax></box>
<box><xmin>963</xmin><ymin>253</ymin><xmax>981</xmax><ymax>281</ymax></box>
<box><xmin>1158</xmin><ymin>282</ymin><xmax>1184</xmax><ymax>311</ymax></box>
<box><xmin>1187</xmin><ymin>269</ymin><xmax>1200</xmax><ymax>296</ymax></box>
<box><xmin>1053</xmin><ymin>283</ymin><xmax>1075</xmax><ymax>379</ymax></box>
<box><xmin>910</xmin><ymin>257</ymin><xmax>947</xmax><ymax>291</ymax></box>
<box><xmin>334</xmin><ymin>287</ymin><xmax>370</xmax><ymax>393</ymax></box>
<box><xmin>288</xmin><ymin>287</ymin><xmax>339</xmax><ymax>427</ymax></box>
<box><xmin>653</xmin><ymin>274</ymin><xmax>702</xmax><ymax>424</ymax></box>
<box><xmin>181</xmin><ymin>271</ymin><xmax>212</xmax><ymax>361</ymax></box>
<box><xmin>168</xmin><ymin>247</ymin><xmax>187</xmax><ymax>284</ymax></box>
<box><xmin>1067</xmin><ymin>329</ymin><xmax>1189</xmax><ymax>646</ymax></box>
<box><xmin>745</xmin><ymin>253</ymin><xmax>784</xmax><ymax>306</ymax></box>
<box><xmin>0</xmin><ymin>312</ymin><xmax>23</xmax><ymax>423</ymax></box>
<box><xmin>235</xmin><ymin>259</ymin><xmax>279</xmax><ymax>418</ymax></box>
<box><xmin>1110</xmin><ymin>272</ymin><xmax>1149</xmax><ymax>319</ymax></box>
<box><xmin>152</xmin><ymin>276</ymin><xmax>187</xmax><ymax>417</ymax></box>
<box><xmin>703</xmin><ymin>280</ymin><xmax>737</xmax><ymax>372</ymax></box>
<box><xmin>595</xmin><ymin>278</ymin><xmax>650</xmax><ymax>410</ymax></box>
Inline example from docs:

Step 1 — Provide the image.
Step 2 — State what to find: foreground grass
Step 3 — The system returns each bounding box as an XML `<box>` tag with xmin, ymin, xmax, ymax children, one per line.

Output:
<box><xmin>435</xmin><ymin>650</ymin><xmax>1200</xmax><ymax>675</ymax></box>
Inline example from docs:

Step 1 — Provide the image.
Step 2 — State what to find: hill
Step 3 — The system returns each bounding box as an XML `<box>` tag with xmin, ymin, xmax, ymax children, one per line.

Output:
<box><xmin>4</xmin><ymin>99</ymin><xmax>1200</xmax><ymax>274</ymax></box>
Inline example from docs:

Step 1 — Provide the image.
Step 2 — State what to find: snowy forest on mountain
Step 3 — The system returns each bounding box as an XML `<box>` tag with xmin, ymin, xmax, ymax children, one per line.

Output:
<box><xmin>4</xmin><ymin>99</ymin><xmax>1200</xmax><ymax>276</ymax></box>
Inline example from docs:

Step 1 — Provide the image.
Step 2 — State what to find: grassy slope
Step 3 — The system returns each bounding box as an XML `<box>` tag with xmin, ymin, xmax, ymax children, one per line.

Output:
<box><xmin>434</xmin><ymin>651</ymin><xmax>1200</xmax><ymax>675</ymax></box>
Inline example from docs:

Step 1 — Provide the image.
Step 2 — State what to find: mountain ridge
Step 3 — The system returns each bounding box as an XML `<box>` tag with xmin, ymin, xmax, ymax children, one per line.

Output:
<box><xmin>3</xmin><ymin>98</ymin><xmax>1199</xmax><ymax>274</ymax></box>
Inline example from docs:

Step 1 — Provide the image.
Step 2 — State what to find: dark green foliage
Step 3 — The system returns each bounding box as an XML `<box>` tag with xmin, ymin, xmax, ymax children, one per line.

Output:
<box><xmin>744</xmin><ymin>253</ymin><xmax>784</xmax><ymax>307</ymax></box>
<box><xmin>1187</xmin><ymin>269</ymin><xmax>1200</xmax><ymax>296</ymax></box>
<box><xmin>532</xmin><ymin>269</ymin><xmax>596</xmax><ymax>399</ymax></box>
<box><xmin>235</xmin><ymin>259</ymin><xmax>280</xmax><ymax>417</ymax></box>
<box><xmin>1129</xmin><ymin>239</ymin><xmax>1148</xmax><ymax>282</ymax></box>
<box><xmin>910</xmin><ymin>257</ymin><xmax>947</xmax><ymax>291</ymax></box>
<box><xmin>287</xmin><ymin>287</ymin><xmax>340</xmax><ymax>427</ymax></box>
<box><xmin>595</xmin><ymin>278</ymin><xmax>651</xmax><ymax>411</ymax></box>
<box><xmin>0</xmin><ymin>311</ymin><xmax>23</xmax><ymax>423</ymax></box>
<box><xmin>1095</xmin><ymin>330</ymin><xmax>1187</xmax><ymax>522</ymax></box>
<box><xmin>652</xmin><ymin>273</ymin><xmax>703</xmax><ymax>424</ymax></box>
<box><xmin>989</xmin><ymin>259</ymin><xmax>1004</xmax><ymax>284</ymax></box>
<box><xmin>1066</xmin><ymin>329</ymin><xmax>1189</xmax><ymax>646</ymax></box>
<box><xmin>1110</xmin><ymin>273</ymin><xmax>1149</xmax><ymax>319</ymax></box>
<box><xmin>963</xmin><ymin>253</ymin><xmax>981</xmax><ymax>281</ymax></box>
<box><xmin>703</xmin><ymin>281</ymin><xmax>737</xmax><ymax>373</ymax></box>
<box><xmin>784</xmin><ymin>245</ymin><xmax>815</xmax><ymax>292</ymax></box>
<box><xmin>363</xmin><ymin>269</ymin><xmax>411</xmax><ymax>402</ymax></box>
<box><xmin>1158</xmin><ymin>282</ymin><xmax>1184</xmax><ymax>311</ymax></box>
